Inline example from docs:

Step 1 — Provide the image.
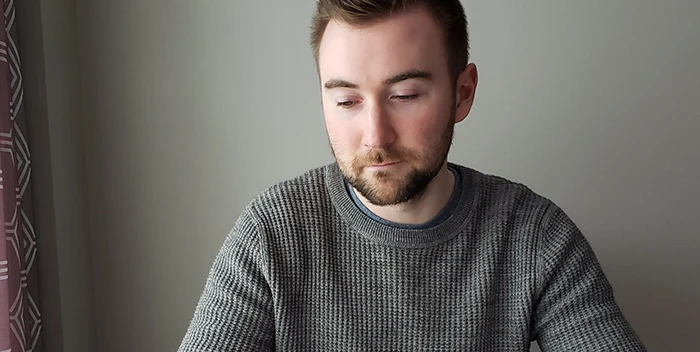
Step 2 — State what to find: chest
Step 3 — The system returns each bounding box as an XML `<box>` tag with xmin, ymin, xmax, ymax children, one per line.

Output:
<box><xmin>268</xmin><ymin>235</ymin><xmax>536</xmax><ymax>351</ymax></box>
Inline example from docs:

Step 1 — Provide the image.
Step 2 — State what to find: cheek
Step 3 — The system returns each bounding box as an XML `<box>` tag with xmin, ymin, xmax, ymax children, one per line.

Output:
<box><xmin>398</xmin><ymin>110</ymin><xmax>445</xmax><ymax>139</ymax></box>
<box><xmin>396</xmin><ymin>112</ymin><xmax>451</xmax><ymax>153</ymax></box>
<box><xmin>324</xmin><ymin>115</ymin><xmax>360</xmax><ymax>157</ymax></box>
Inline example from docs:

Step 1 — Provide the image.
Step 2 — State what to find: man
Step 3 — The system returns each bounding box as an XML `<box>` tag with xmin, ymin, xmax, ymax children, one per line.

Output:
<box><xmin>179</xmin><ymin>0</ymin><xmax>646</xmax><ymax>350</ymax></box>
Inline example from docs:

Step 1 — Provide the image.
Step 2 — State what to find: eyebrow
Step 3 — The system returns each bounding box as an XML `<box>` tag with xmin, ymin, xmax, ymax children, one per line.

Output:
<box><xmin>323</xmin><ymin>69</ymin><xmax>432</xmax><ymax>90</ymax></box>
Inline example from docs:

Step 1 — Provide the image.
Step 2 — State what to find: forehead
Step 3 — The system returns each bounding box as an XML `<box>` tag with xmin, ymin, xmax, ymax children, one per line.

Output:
<box><xmin>317</xmin><ymin>7</ymin><xmax>449</xmax><ymax>84</ymax></box>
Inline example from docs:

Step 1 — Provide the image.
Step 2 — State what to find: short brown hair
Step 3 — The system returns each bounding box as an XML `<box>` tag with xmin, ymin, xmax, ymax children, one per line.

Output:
<box><xmin>310</xmin><ymin>0</ymin><xmax>469</xmax><ymax>81</ymax></box>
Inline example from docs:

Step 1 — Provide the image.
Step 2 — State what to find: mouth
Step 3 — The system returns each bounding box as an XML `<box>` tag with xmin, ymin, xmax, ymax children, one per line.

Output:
<box><xmin>367</xmin><ymin>161</ymin><xmax>400</xmax><ymax>169</ymax></box>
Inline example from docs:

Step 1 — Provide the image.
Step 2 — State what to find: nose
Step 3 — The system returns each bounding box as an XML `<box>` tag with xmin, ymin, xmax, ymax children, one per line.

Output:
<box><xmin>362</xmin><ymin>102</ymin><xmax>396</xmax><ymax>149</ymax></box>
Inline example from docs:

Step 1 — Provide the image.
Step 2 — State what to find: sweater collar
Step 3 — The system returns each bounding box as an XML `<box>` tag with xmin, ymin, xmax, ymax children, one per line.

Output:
<box><xmin>324</xmin><ymin>162</ymin><xmax>479</xmax><ymax>248</ymax></box>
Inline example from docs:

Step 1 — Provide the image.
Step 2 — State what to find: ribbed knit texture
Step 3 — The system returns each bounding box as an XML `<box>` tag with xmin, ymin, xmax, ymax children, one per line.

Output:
<box><xmin>178</xmin><ymin>162</ymin><xmax>646</xmax><ymax>351</ymax></box>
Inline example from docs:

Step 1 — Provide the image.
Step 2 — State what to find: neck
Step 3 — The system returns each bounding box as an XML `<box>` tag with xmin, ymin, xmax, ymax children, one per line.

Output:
<box><xmin>354</xmin><ymin>162</ymin><xmax>455</xmax><ymax>225</ymax></box>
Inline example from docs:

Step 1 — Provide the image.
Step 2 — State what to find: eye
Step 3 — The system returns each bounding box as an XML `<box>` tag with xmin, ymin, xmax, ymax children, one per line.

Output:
<box><xmin>393</xmin><ymin>94</ymin><xmax>419</xmax><ymax>102</ymax></box>
<box><xmin>336</xmin><ymin>100</ymin><xmax>359</xmax><ymax>109</ymax></box>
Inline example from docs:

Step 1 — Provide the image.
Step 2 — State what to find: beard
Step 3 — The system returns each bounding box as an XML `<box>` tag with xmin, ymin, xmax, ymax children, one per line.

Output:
<box><xmin>331</xmin><ymin>109</ymin><xmax>456</xmax><ymax>207</ymax></box>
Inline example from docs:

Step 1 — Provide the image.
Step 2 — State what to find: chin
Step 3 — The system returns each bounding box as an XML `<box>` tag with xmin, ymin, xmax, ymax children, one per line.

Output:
<box><xmin>358</xmin><ymin>171</ymin><xmax>432</xmax><ymax>206</ymax></box>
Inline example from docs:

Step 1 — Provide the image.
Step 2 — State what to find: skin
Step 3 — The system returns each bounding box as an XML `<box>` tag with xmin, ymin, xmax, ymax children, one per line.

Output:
<box><xmin>318</xmin><ymin>6</ymin><xmax>478</xmax><ymax>225</ymax></box>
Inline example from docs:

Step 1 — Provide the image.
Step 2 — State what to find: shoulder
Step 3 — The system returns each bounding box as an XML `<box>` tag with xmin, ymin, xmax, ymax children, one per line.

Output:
<box><xmin>450</xmin><ymin>163</ymin><xmax>567</xmax><ymax>236</ymax></box>
<box><xmin>455</xmin><ymin>164</ymin><xmax>553</xmax><ymax>211</ymax></box>
<box><xmin>457</xmin><ymin>164</ymin><xmax>583</xmax><ymax>242</ymax></box>
<box><xmin>241</xmin><ymin>163</ymin><xmax>335</xmax><ymax>226</ymax></box>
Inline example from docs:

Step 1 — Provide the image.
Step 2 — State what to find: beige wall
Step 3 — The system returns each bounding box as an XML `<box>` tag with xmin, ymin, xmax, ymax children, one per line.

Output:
<box><xmin>24</xmin><ymin>0</ymin><xmax>700</xmax><ymax>351</ymax></box>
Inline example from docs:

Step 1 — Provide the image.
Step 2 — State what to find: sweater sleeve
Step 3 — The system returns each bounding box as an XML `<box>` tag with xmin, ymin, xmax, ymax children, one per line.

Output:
<box><xmin>178</xmin><ymin>206</ymin><xmax>275</xmax><ymax>351</ymax></box>
<box><xmin>532</xmin><ymin>203</ymin><xmax>647</xmax><ymax>351</ymax></box>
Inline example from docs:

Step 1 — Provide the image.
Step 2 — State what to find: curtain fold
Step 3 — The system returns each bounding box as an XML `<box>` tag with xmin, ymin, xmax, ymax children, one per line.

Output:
<box><xmin>0</xmin><ymin>0</ymin><xmax>43</xmax><ymax>350</ymax></box>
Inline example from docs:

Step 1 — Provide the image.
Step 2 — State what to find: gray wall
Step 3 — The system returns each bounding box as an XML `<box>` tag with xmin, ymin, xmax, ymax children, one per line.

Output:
<box><xmin>23</xmin><ymin>0</ymin><xmax>700</xmax><ymax>351</ymax></box>
<box><xmin>17</xmin><ymin>0</ymin><xmax>96</xmax><ymax>351</ymax></box>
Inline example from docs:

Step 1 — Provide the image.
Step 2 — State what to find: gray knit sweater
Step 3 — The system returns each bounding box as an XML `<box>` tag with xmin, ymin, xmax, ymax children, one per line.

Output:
<box><xmin>178</xmin><ymin>163</ymin><xmax>646</xmax><ymax>351</ymax></box>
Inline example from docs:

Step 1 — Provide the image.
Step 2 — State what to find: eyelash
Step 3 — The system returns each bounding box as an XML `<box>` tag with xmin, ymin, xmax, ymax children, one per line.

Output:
<box><xmin>336</xmin><ymin>94</ymin><xmax>419</xmax><ymax>109</ymax></box>
<box><xmin>336</xmin><ymin>101</ymin><xmax>356</xmax><ymax>108</ymax></box>
<box><xmin>393</xmin><ymin>94</ymin><xmax>419</xmax><ymax>102</ymax></box>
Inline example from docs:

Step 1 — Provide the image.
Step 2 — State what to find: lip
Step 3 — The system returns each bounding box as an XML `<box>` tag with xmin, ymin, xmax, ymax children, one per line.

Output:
<box><xmin>367</xmin><ymin>161</ymin><xmax>400</xmax><ymax>169</ymax></box>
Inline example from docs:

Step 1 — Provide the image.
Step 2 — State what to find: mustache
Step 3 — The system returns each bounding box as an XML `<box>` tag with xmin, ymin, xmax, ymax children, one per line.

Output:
<box><xmin>351</xmin><ymin>147</ymin><xmax>413</xmax><ymax>170</ymax></box>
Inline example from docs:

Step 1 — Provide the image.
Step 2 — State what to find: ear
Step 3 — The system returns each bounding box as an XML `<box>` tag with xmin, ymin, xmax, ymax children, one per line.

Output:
<box><xmin>453</xmin><ymin>63</ymin><xmax>478</xmax><ymax>123</ymax></box>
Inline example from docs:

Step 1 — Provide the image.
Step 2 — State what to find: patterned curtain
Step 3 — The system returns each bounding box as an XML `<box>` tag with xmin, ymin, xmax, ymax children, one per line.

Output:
<box><xmin>0</xmin><ymin>0</ymin><xmax>43</xmax><ymax>350</ymax></box>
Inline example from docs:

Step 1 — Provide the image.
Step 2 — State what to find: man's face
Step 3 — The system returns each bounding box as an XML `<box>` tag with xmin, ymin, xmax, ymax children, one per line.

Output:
<box><xmin>318</xmin><ymin>7</ymin><xmax>458</xmax><ymax>206</ymax></box>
